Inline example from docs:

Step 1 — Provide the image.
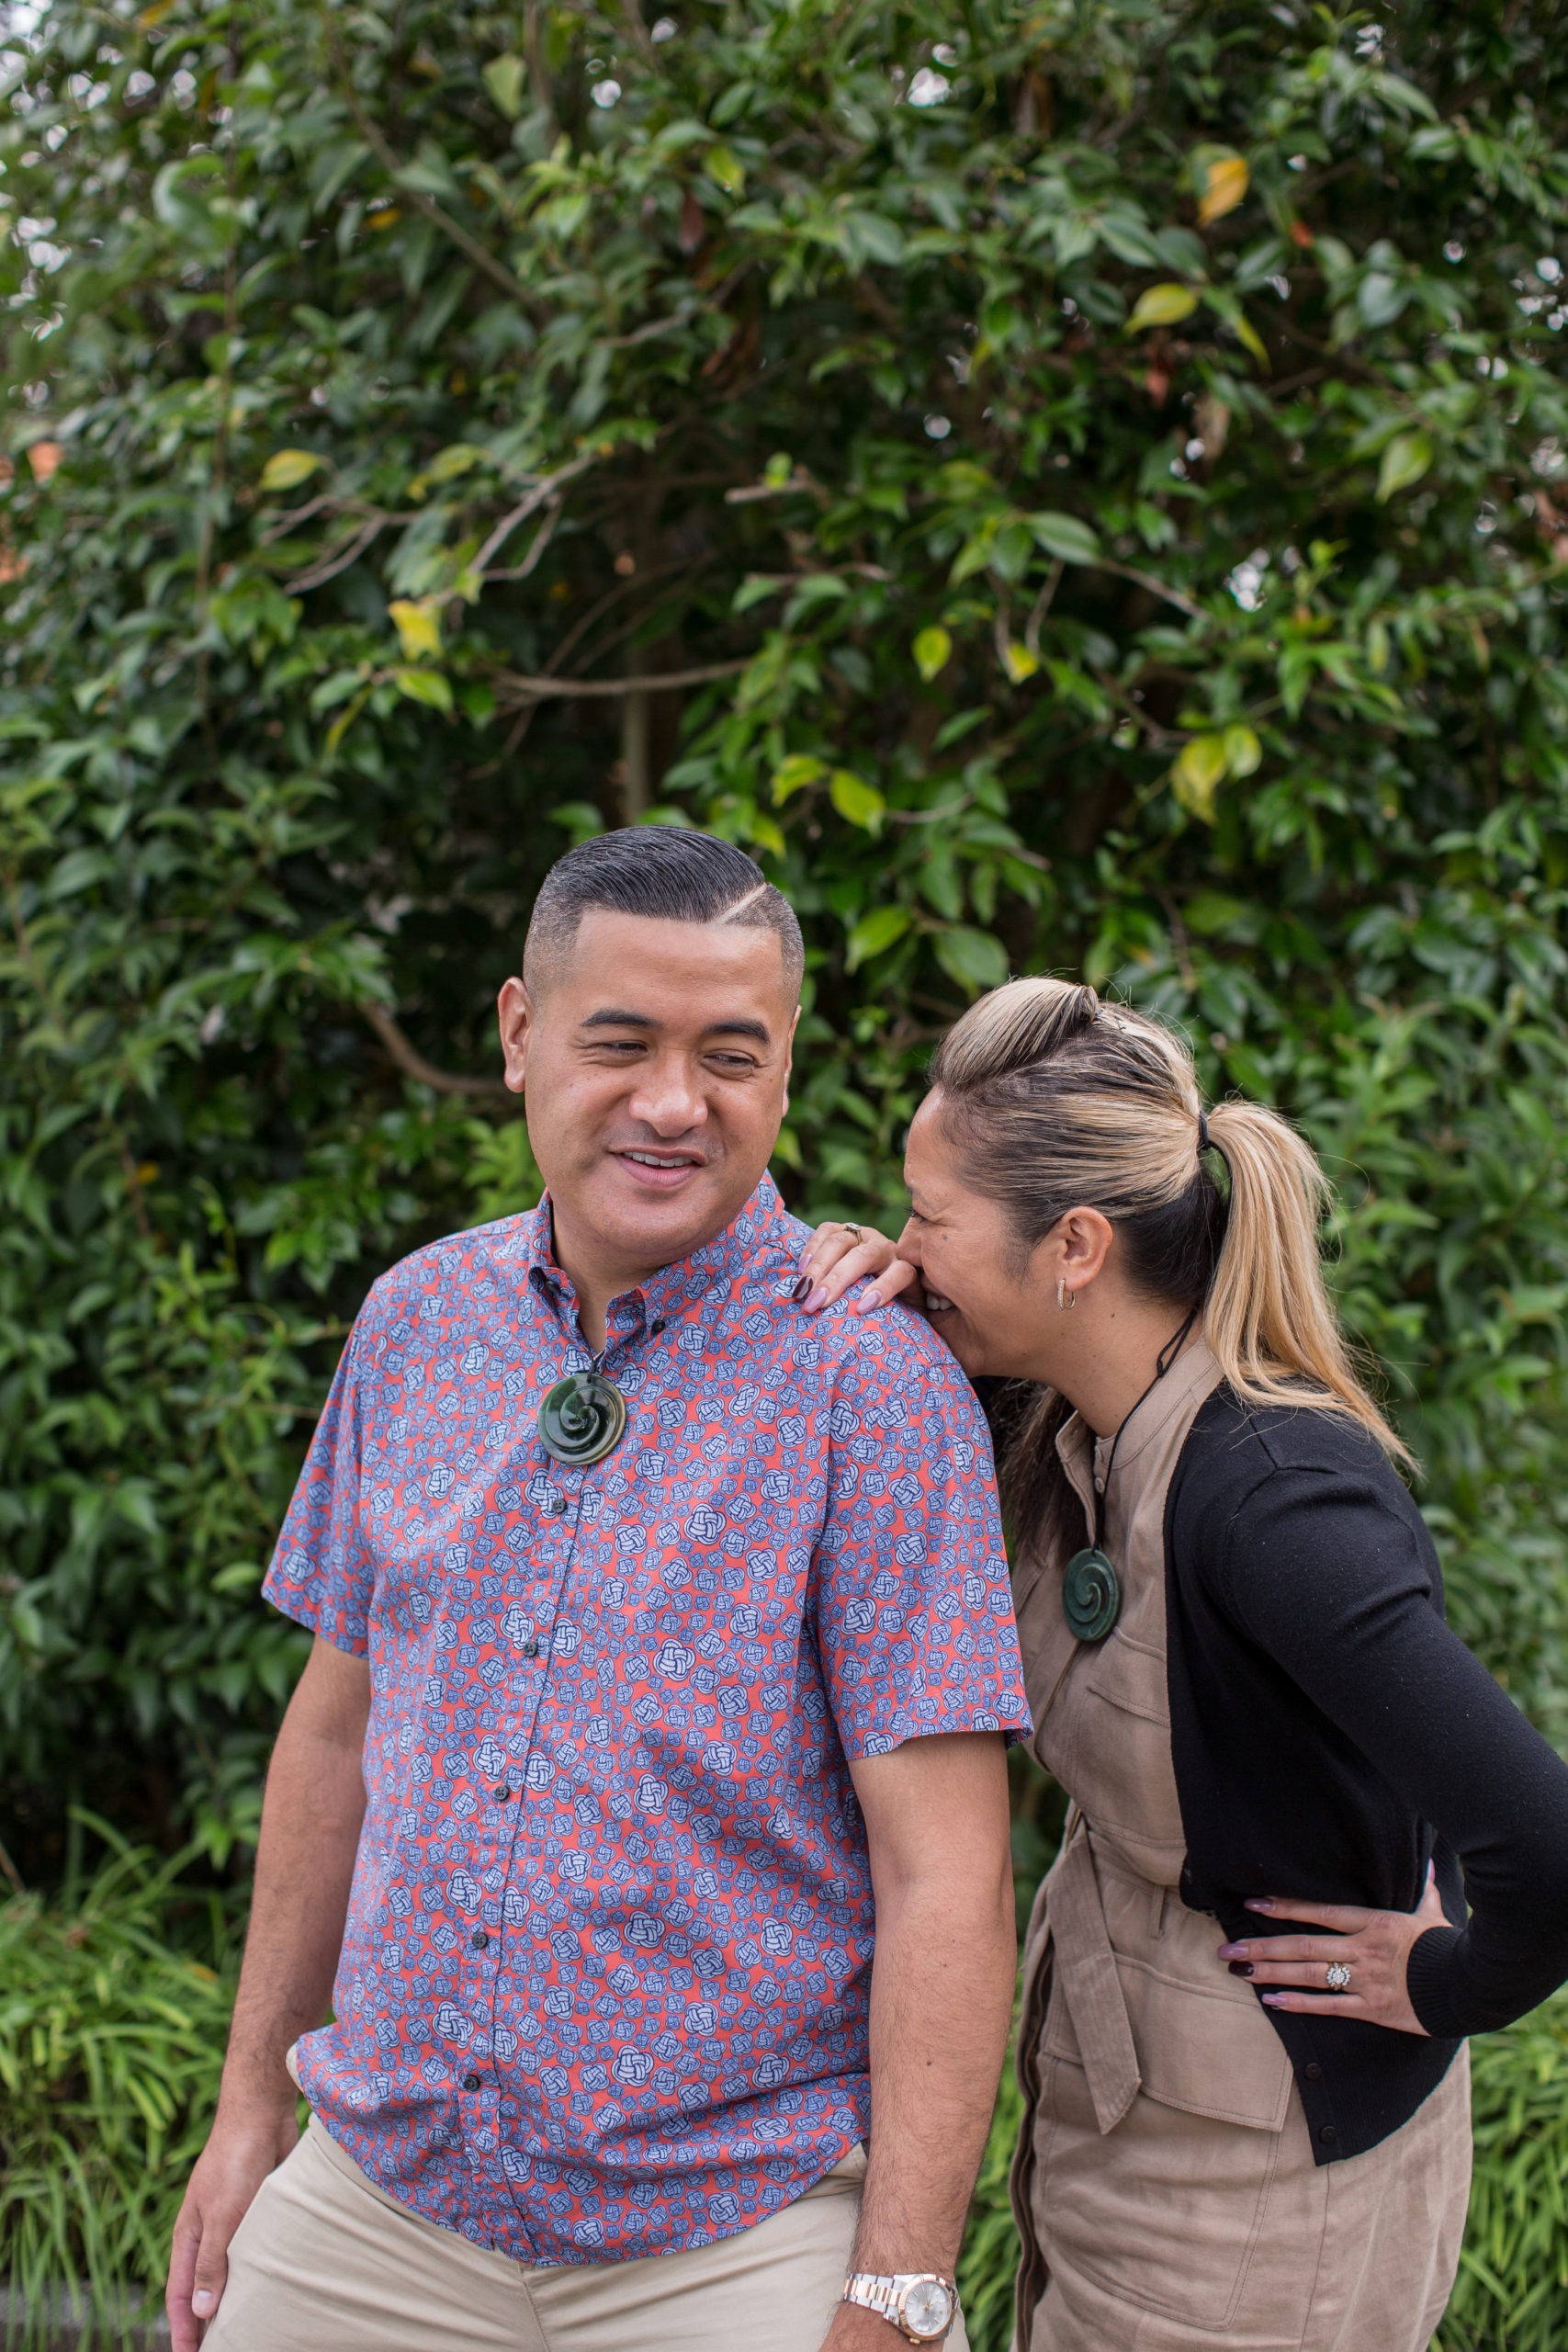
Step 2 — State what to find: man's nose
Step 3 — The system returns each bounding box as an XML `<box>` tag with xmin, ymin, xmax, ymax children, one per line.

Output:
<box><xmin>626</xmin><ymin>1061</ymin><xmax>709</xmax><ymax>1134</ymax></box>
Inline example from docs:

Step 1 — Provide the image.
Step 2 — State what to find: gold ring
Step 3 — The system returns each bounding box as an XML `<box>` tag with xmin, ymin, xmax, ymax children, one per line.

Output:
<box><xmin>843</xmin><ymin>1223</ymin><xmax>863</xmax><ymax>1244</ymax></box>
<box><xmin>1325</xmin><ymin>1960</ymin><xmax>1352</xmax><ymax>1992</ymax></box>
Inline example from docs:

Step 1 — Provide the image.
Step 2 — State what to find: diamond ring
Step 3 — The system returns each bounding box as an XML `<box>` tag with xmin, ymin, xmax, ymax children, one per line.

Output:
<box><xmin>843</xmin><ymin>1223</ymin><xmax>863</xmax><ymax>1244</ymax></box>
<box><xmin>1325</xmin><ymin>1960</ymin><xmax>1352</xmax><ymax>1992</ymax></box>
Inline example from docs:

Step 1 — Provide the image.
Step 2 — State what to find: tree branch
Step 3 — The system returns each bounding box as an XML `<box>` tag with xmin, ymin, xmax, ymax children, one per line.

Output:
<box><xmin>360</xmin><ymin>1002</ymin><xmax>512</xmax><ymax>1097</ymax></box>
<box><xmin>491</xmin><ymin>658</ymin><xmax>747</xmax><ymax>705</ymax></box>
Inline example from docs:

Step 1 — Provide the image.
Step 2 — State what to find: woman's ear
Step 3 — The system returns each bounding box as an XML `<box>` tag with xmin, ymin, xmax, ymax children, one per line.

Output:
<box><xmin>1054</xmin><ymin>1207</ymin><xmax>1116</xmax><ymax>1298</ymax></box>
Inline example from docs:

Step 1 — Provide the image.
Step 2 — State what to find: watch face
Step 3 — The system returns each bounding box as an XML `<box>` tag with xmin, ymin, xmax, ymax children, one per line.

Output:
<box><xmin>901</xmin><ymin>2279</ymin><xmax>954</xmax><ymax>2339</ymax></box>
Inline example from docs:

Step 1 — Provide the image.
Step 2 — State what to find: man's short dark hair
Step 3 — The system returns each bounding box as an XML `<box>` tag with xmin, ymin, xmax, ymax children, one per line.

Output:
<box><xmin>524</xmin><ymin>827</ymin><xmax>804</xmax><ymax>997</ymax></box>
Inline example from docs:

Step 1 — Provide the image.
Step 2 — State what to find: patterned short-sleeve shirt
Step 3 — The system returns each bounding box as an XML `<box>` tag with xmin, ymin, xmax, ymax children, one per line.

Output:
<box><xmin>264</xmin><ymin>1174</ymin><xmax>1030</xmax><ymax>2266</ymax></box>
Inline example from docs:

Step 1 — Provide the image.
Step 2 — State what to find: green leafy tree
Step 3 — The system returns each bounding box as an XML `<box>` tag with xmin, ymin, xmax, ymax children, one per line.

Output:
<box><xmin>1</xmin><ymin>0</ymin><xmax>1567</xmax><ymax>1905</ymax></box>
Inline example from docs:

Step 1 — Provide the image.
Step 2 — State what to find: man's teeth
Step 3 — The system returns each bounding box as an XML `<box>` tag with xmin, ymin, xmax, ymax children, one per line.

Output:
<box><xmin>624</xmin><ymin>1150</ymin><xmax>697</xmax><ymax>1168</ymax></box>
<box><xmin>925</xmin><ymin>1293</ymin><xmax>954</xmax><ymax>1312</ymax></box>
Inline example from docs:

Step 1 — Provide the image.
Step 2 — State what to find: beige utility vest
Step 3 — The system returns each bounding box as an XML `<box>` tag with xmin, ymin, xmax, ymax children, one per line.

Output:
<box><xmin>1012</xmin><ymin>1334</ymin><xmax>1293</xmax><ymax>2142</ymax></box>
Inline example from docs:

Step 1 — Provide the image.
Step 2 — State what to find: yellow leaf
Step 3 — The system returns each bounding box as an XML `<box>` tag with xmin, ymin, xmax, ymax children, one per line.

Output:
<box><xmin>137</xmin><ymin>0</ymin><xmax>178</xmax><ymax>24</ymax></box>
<box><xmin>705</xmin><ymin>145</ymin><xmax>746</xmax><ymax>196</ymax></box>
<box><xmin>259</xmin><ymin>449</ymin><xmax>322</xmax><ymax>493</ymax></box>
<box><xmin>1197</xmin><ymin>155</ymin><xmax>1250</xmax><ymax>226</ymax></box>
<box><xmin>1000</xmin><ymin>640</ymin><xmax>1039</xmax><ymax>684</ymax></box>
<box><xmin>388</xmin><ymin>596</ymin><xmax>444</xmax><ymax>662</ymax></box>
<box><xmin>912</xmin><ymin>625</ymin><xmax>953</xmax><ymax>683</ymax></box>
<box><xmin>1171</xmin><ymin>734</ymin><xmax>1227</xmax><ymax>822</ymax></box>
<box><xmin>1125</xmin><ymin>282</ymin><xmax>1201</xmax><ymax>334</ymax></box>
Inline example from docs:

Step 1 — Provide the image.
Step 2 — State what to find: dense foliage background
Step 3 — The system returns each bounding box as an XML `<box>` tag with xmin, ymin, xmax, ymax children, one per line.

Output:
<box><xmin>2</xmin><ymin>0</ymin><xmax>1568</xmax><ymax>2340</ymax></box>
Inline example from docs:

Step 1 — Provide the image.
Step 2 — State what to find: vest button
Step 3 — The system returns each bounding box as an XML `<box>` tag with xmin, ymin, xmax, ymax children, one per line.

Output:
<box><xmin>1304</xmin><ymin>2062</ymin><xmax>1323</xmax><ymax>2081</ymax></box>
<box><xmin>1318</xmin><ymin>2123</ymin><xmax>1337</xmax><ymax>2144</ymax></box>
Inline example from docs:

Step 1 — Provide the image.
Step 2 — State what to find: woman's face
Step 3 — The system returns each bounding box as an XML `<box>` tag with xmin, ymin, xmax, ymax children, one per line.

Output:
<box><xmin>896</xmin><ymin>1093</ymin><xmax>1055</xmax><ymax>1380</ymax></box>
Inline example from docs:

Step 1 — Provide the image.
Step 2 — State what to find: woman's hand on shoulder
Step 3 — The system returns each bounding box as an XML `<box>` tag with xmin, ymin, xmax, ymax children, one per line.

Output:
<box><xmin>1216</xmin><ymin>1863</ymin><xmax>1449</xmax><ymax>2037</ymax></box>
<box><xmin>792</xmin><ymin>1221</ymin><xmax>918</xmax><ymax>1316</ymax></box>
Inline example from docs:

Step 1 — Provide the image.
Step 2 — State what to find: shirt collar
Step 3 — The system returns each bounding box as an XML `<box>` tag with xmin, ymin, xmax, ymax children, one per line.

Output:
<box><xmin>519</xmin><ymin>1171</ymin><xmax>791</xmax><ymax>1341</ymax></box>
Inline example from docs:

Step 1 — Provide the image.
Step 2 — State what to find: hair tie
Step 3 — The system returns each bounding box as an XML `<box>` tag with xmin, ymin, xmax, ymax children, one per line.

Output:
<box><xmin>1197</xmin><ymin>1110</ymin><xmax>1210</xmax><ymax>1155</ymax></box>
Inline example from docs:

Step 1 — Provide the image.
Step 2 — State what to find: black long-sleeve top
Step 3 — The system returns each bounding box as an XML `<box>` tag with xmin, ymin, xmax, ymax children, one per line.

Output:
<box><xmin>1165</xmin><ymin>1386</ymin><xmax>1568</xmax><ymax>2162</ymax></box>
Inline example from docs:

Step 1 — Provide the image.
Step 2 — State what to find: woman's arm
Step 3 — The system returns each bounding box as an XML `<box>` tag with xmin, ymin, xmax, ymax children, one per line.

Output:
<box><xmin>1200</xmin><ymin>1460</ymin><xmax>1568</xmax><ymax>2039</ymax></box>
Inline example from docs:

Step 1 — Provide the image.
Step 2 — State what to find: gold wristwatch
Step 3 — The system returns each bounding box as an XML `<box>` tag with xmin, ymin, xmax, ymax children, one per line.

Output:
<box><xmin>842</xmin><ymin>2272</ymin><xmax>958</xmax><ymax>2343</ymax></box>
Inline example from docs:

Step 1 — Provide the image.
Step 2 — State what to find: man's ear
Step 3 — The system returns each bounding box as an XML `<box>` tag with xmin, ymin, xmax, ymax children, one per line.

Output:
<box><xmin>496</xmin><ymin>975</ymin><xmax>535</xmax><ymax>1094</ymax></box>
<box><xmin>780</xmin><ymin>1002</ymin><xmax>801</xmax><ymax>1120</ymax></box>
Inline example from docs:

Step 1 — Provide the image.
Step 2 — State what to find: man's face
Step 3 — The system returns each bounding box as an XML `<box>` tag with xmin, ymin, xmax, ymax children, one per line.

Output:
<box><xmin>497</xmin><ymin>910</ymin><xmax>798</xmax><ymax>1279</ymax></box>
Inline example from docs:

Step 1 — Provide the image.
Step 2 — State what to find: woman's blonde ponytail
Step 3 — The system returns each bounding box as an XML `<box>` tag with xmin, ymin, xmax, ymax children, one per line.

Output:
<box><xmin>1203</xmin><ymin>1101</ymin><xmax>1410</xmax><ymax>1466</ymax></box>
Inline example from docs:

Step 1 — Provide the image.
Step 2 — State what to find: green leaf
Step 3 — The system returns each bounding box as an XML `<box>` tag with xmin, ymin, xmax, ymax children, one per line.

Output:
<box><xmin>1027</xmin><ymin>512</ymin><xmax>1102</xmax><ymax>565</ymax></box>
<box><xmin>705</xmin><ymin>145</ymin><xmax>746</xmax><ymax>196</ymax></box>
<box><xmin>391</xmin><ymin>667</ymin><xmax>454</xmax><ymax>712</ymax></box>
<box><xmin>913</xmin><ymin>626</ymin><xmax>953</xmax><ymax>683</ymax></box>
<box><xmin>1222</xmin><ymin>724</ymin><xmax>1262</xmax><ymax>778</ymax></box>
<box><xmin>259</xmin><ymin>450</ymin><xmax>323</xmax><ymax>493</ymax></box>
<box><xmin>1376</xmin><ymin>431</ymin><xmax>1433</xmax><ymax>503</ymax></box>
<box><xmin>846</xmin><ymin>905</ymin><xmax>911</xmax><ymax>969</ymax></box>
<box><xmin>482</xmin><ymin>53</ymin><xmax>526</xmax><ymax>119</ymax></box>
<box><xmin>829</xmin><ymin>770</ymin><xmax>886</xmax><ymax>831</ymax></box>
<box><xmin>933</xmin><ymin>925</ymin><xmax>1009</xmax><ymax>996</ymax></box>
<box><xmin>1125</xmin><ymin>282</ymin><xmax>1201</xmax><ymax>332</ymax></box>
<box><xmin>771</xmin><ymin>754</ymin><xmax>828</xmax><ymax>805</ymax></box>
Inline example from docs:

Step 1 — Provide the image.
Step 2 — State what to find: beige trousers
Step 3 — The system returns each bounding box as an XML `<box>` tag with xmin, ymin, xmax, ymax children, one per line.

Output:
<box><xmin>203</xmin><ymin>2118</ymin><xmax>972</xmax><ymax>2352</ymax></box>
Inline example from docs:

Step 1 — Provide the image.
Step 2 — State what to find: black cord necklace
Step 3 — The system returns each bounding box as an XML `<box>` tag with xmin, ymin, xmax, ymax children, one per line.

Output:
<box><xmin>1060</xmin><ymin>1306</ymin><xmax>1199</xmax><ymax>1644</ymax></box>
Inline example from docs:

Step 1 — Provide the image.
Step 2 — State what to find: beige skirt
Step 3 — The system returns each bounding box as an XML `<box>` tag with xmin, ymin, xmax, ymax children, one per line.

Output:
<box><xmin>1011</xmin><ymin>1864</ymin><xmax>1472</xmax><ymax>2352</ymax></box>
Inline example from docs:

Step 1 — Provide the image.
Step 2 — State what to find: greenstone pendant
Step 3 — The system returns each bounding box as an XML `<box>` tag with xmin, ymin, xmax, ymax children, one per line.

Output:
<box><xmin>1062</xmin><ymin>1546</ymin><xmax>1122</xmax><ymax>1643</ymax></box>
<box><xmin>537</xmin><ymin>1372</ymin><xmax>627</xmax><ymax>1466</ymax></box>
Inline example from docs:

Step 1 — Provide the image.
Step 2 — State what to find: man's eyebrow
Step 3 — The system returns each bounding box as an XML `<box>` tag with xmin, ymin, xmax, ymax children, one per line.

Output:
<box><xmin>578</xmin><ymin>1009</ymin><xmax>773</xmax><ymax>1044</ymax></box>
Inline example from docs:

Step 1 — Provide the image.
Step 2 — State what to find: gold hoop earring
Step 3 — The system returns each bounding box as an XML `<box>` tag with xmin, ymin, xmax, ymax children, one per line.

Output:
<box><xmin>1056</xmin><ymin>1279</ymin><xmax>1076</xmax><ymax>1311</ymax></box>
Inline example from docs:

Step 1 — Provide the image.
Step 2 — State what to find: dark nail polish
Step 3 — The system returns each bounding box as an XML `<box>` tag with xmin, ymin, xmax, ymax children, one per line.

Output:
<box><xmin>791</xmin><ymin>1275</ymin><xmax>812</xmax><ymax>1304</ymax></box>
<box><xmin>1228</xmin><ymin>1961</ymin><xmax>1255</xmax><ymax>1978</ymax></box>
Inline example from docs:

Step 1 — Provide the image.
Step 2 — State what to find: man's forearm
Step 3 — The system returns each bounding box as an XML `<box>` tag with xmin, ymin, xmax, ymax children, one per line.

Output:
<box><xmin>218</xmin><ymin>1655</ymin><xmax>368</xmax><ymax>2120</ymax></box>
<box><xmin>852</xmin><ymin>1861</ymin><xmax>1017</xmax><ymax>2277</ymax></box>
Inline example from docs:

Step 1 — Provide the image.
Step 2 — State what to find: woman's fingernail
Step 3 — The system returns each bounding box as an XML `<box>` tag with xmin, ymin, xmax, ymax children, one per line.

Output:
<box><xmin>1227</xmin><ymin>1961</ymin><xmax>1255</xmax><ymax>1978</ymax></box>
<box><xmin>791</xmin><ymin>1275</ymin><xmax>812</xmax><ymax>1304</ymax></box>
<box><xmin>1245</xmin><ymin>1899</ymin><xmax>1275</xmax><ymax>1913</ymax></box>
<box><xmin>1261</xmin><ymin>1994</ymin><xmax>1284</xmax><ymax>2007</ymax></box>
<box><xmin>807</xmin><ymin>1285</ymin><xmax>829</xmax><ymax>1311</ymax></box>
<box><xmin>1217</xmin><ymin>1944</ymin><xmax>1245</xmax><ymax>1960</ymax></box>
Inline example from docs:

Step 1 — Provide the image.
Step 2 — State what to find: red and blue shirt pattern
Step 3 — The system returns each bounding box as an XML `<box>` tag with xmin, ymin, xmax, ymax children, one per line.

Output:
<box><xmin>264</xmin><ymin>1174</ymin><xmax>1030</xmax><ymax>2267</ymax></box>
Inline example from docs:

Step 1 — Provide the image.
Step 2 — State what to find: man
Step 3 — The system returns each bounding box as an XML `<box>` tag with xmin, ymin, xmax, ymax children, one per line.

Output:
<box><xmin>167</xmin><ymin>827</ymin><xmax>1029</xmax><ymax>2352</ymax></box>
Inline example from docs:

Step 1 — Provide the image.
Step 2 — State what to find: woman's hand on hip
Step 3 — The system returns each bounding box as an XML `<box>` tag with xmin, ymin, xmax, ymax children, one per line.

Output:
<box><xmin>1216</xmin><ymin>1863</ymin><xmax>1450</xmax><ymax>2036</ymax></box>
<box><xmin>792</xmin><ymin>1222</ymin><xmax>916</xmax><ymax>1315</ymax></box>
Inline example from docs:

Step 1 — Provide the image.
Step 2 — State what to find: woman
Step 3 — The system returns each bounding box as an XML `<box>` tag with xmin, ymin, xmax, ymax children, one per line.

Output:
<box><xmin>794</xmin><ymin>977</ymin><xmax>1568</xmax><ymax>2352</ymax></box>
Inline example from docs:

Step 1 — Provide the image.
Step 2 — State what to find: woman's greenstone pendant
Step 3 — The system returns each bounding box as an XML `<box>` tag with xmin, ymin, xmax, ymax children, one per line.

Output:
<box><xmin>537</xmin><ymin>1372</ymin><xmax>627</xmax><ymax>1466</ymax></box>
<box><xmin>1062</xmin><ymin>1546</ymin><xmax>1122</xmax><ymax>1644</ymax></box>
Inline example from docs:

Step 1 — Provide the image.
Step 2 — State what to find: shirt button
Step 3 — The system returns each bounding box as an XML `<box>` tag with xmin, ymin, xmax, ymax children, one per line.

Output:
<box><xmin>1318</xmin><ymin>2123</ymin><xmax>1337</xmax><ymax>2145</ymax></box>
<box><xmin>471</xmin><ymin>1929</ymin><xmax>489</xmax><ymax>1950</ymax></box>
<box><xmin>1304</xmin><ymin>2062</ymin><xmax>1323</xmax><ymax>2081</ymax></box>
<box><xmin>522</xmin><ymin>1639</ymin><xmax>540</xmax><ymax>1659</ymax></box>
<box><xmin>493</xmin><ymin>1785</ymin><xmax>513</xmax><ymax>1802</ymax></box>
<box><xmin>461</xmin><ymin>2072</ymin><xmax>482</xmax><ymax>2093</ymax></box>
<box><xmin>650</xmin><ymin>1317</ymin><xmax>667</xmax><ymax>1335</ymax></box>
<box><xmin>547</xmin><ymin>1495</ymin><xmax>568</xmax><ymax>1516</ymax></box>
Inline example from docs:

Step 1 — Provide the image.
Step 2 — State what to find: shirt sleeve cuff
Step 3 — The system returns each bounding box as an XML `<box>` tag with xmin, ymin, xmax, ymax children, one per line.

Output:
<box><xmin>1404</xmin><ymin>1922</ymin><xmax>1467</xmax><ymax>2039</ymax></box>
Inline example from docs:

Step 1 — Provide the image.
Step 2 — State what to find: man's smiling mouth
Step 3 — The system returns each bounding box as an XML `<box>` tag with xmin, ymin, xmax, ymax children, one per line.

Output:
<box><xmin>617</xmin><ymin>1148</ymin><xmax>705</xmax><ymax>1169</ymax></box>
